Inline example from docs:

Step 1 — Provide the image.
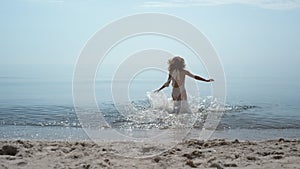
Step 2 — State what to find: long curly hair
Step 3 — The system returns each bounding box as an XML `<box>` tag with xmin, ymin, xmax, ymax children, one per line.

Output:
<box><xmin>168</xmin><ymin>56</ymin><xmax>186</xmax><ymax>72</ymax></box>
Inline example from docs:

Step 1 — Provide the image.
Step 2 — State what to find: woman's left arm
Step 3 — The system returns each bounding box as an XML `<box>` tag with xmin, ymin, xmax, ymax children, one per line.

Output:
<box><xmin>185</xmin><ymin>70</ymin><xmax>214</xmax><ymax>82</ymax></box>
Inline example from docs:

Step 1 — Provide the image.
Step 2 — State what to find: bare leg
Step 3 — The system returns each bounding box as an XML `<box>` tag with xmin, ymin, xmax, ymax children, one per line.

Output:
<box><xmin>172</xmin><ymin>87</ymin><xmax>188</xmax><ymax>114</ymax></box>
<box><xmin>173</xmin><ymin>101</ymin><xmax>180</xmax><ymax>114</ymax></box>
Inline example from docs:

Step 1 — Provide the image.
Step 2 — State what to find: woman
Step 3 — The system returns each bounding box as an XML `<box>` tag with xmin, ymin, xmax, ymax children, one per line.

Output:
<box><xmin>154</xmin><ymin>56</ymin><xmax>214</xmax><ymax>113</ymax></box>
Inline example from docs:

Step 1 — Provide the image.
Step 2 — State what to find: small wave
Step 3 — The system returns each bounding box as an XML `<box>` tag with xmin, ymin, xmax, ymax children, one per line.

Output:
<box><xmin>0</xmin><ymin>105</ymin><xmax>81</xmax><ymax>128</ymax></box>
<box><xmin>223</xmin><ymin>105</ymin><xmax>259</xmax><ymax>112</ymax></box>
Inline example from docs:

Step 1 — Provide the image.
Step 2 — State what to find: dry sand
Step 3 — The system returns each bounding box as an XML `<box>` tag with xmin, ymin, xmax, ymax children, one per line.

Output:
<box><xmin>0</xmin><ymin>138</ymin><xmax>299</xmax><ymax>169</ymax></box>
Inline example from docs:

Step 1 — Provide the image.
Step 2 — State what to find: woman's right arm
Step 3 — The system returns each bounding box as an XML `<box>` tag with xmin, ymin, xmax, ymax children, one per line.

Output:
<box><xmin>154</xmin><ymin>74</ymin><xmax>171</xmax><ymax>93</ymax></box>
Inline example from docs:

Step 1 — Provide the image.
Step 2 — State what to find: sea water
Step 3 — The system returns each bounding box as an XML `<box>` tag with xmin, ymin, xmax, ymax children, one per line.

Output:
<box><xmin>0</xmin><ymin>71</ymin><xmax>300</xmax><ymax>141</ymax></box>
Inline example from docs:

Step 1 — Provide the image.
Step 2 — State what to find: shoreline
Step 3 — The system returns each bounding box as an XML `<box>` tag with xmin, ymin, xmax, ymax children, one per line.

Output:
<box><xmin>1</xmin><ymin>125</ymin><xmax>299</xmax><ymax>141</ymax></box>
<box><xmin>1</xmin><ymin>138</ymin><xmax>299</xmax><ymax>169</ymax></box>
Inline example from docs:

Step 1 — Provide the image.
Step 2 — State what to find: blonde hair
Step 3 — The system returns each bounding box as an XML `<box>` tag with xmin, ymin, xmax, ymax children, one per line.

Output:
<box><xmin>168</xmin><ymin>56</ymin><xmax>185</xmax><ymax>72</ymax></box>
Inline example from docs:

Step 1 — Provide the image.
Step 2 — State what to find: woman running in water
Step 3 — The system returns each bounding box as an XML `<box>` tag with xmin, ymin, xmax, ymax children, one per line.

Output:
<box><xmin>154</xmin><ymin>56</ymin><xmax>214</xmax><ymax>113</ymax></box>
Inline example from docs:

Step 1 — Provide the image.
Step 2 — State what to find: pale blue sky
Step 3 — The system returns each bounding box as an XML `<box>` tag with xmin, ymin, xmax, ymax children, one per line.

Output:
<box><xmin>1</xmin><ymin>0</ymin><xmax>300</xmax><ymax>79</ymax></box>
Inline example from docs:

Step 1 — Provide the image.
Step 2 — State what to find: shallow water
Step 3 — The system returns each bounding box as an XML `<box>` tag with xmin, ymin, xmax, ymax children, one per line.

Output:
<box><xmin>0</xmin><ymin>75</ymin><xmax>300</xmax><ymax>140</ymax></box>
<box><xmin>0</xmin><ymin>92</ymin><xmax>278</xmax><ymax>130</ymax></box>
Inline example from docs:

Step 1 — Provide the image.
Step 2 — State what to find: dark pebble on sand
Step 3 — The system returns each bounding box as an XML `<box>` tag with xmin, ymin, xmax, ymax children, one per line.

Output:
<box><xmin>0</xmin><ymin>145</ymin><xmax>19</xmax><ymax>156</ymax></box>
<box><xmin>186</xmin><ymin>139</ymin><xmax>204</xmax><ymax>147</ymax></box>
<box><xmin>17</xmin><ymin>161</ymin><xmax>27</xmax><ymax>166</ymax></box>
<box><xmin>5</xmin><ymin>156</ymin><xmax>16</xmax><ymax>160</ymax></box>
<box><xmin>186</xmin><ymin>160</ymin><xmax>197</xmax><ymax>168</ymax></box>
<box><xmin>218</xmin><ymin>141</ymin><xmax>228</xmax><ymax>146</ymax></box>
<box><xmin>192</xmin><ymin>150</ymin><xmax>203</xmax><ymax>157</ymax></box>
<box><xmin>203</xmin><ymin>143</ymin><xmax>209</xmax><ymax>147</ymax></box>
<box><xmin>247</xmin><ymin>156</ymin><xmax>259</xmax><ymax>161</ymax></box>
<box><xmin>273</xmin><ymin>155</ymin><xmax>283</xmax><ymax>159</ymax></box>
<box><xmin>70</xmin><ymin>153</ymin><xmax>83</xmax><ymax>159</ymax></box>
<box><xmin>16</xmin><ymin>140</ymin><xmax>33</xmax><ymax>148</ymax></box>
<box><xmin>209</xmin><ymin>163</ymin><xmax>224</xmax><ymax>169</ymax></box>
<box><xmin>272</xmin><ymin>151</ymin><xmax>284</xmax><ymax>155</ymax></box>
<box><xmin>232</xmin><ymin>139</ymin><xmax>239</xmax><ymax>144</ymax></box>
<box><xmin>80</xmin><ymin>164</ymin><xmax>90</xmax><ymax>169</ymax></box>
<box><xmin>175</xmin><ymin>148</ymin><xmax>181</xmax><ymax>151</ymax></box>
<box><xmin>207</xmin><ymin>157</ymin><xmax>216</xmax><ymax>163</ymax></box>
<box><xmin>104</xmin><ymin>159</ymin><xmax>110</xmax><ymax>164</ymax></box>
<box><xmin>182</xmin><ymin>153</ymin><xmax>193</xmax><ymax>159</ymax></box>
<box><xmin>224</xmin><ymin>163</ymin><xmax>238</xmax><ymax>167</ymax></box>
<box><xmin>257</xmin><ymin>152</ymin><xmax>271</xmax><ymax>156</ymax></box>
<box><xmin>153</xmin><ymin>157</ymin><xmax>161</xmax><ymax>163</ymax></box>
<box><xmin>182</xmin><ymin>150</ymin><xmax>204</xmax><ymax>159</ymax></box>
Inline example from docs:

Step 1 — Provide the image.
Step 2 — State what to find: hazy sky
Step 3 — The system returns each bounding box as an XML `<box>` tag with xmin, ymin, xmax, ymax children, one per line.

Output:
<box><xmin>1</xmin><ymin>0</ymin><xmax>300</xmax><ymax>79</ymax></box>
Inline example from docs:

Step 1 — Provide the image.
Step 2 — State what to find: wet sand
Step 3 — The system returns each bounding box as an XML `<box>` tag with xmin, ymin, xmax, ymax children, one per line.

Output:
<box><xmin>0</xmin><ymin>138</ymin><xmax>299</xmax><ymax>169</ymax></box>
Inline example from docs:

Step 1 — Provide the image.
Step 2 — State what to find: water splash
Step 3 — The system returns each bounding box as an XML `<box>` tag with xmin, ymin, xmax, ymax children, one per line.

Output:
<box><xmin>113</xmin><ymin>92</ymin><xmax>218</xmax><ymax>129</ymax></box>
<box><xmin>113</xmin><ymin>92</ymin><xmax>260</xmax><ymax>130</ymax></box>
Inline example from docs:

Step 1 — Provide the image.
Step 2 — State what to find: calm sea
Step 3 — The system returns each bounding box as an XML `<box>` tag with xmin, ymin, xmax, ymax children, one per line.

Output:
<box><xmin>0</xmin><ymin>67</ymin><xmax>300</xmax><ymax>141</ymax></box>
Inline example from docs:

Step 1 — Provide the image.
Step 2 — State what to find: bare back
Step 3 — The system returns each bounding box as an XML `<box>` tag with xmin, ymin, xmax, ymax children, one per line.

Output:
<box><xmin>170</xmin><ymin>69</ymin><xmax>186</xmax><ymax>88</ymax></box>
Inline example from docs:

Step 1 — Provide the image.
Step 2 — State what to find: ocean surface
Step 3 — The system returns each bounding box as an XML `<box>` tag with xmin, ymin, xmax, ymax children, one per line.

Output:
<box><xmin>0</xmin><ymin>73</ymin><xmax>300</xmax><ymax>141</ymax></box>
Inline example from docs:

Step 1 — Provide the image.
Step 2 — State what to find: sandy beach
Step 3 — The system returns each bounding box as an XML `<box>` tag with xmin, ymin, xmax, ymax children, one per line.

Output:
<box><xmin>0</xmin><ymin>138</ymin><xmax>299</xmax><ymax>169</ymax></box>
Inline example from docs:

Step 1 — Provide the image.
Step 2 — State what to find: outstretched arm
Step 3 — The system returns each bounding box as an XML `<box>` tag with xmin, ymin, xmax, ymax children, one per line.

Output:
<box><xmin>154</xmin><ymin>74</ymin><xmax>171</xmax><ymax>93</ymax></box>
<box><xmin>185</xmin><ymin>70</ymin><xmax>214</xmax><ymax>82</ymax></box>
